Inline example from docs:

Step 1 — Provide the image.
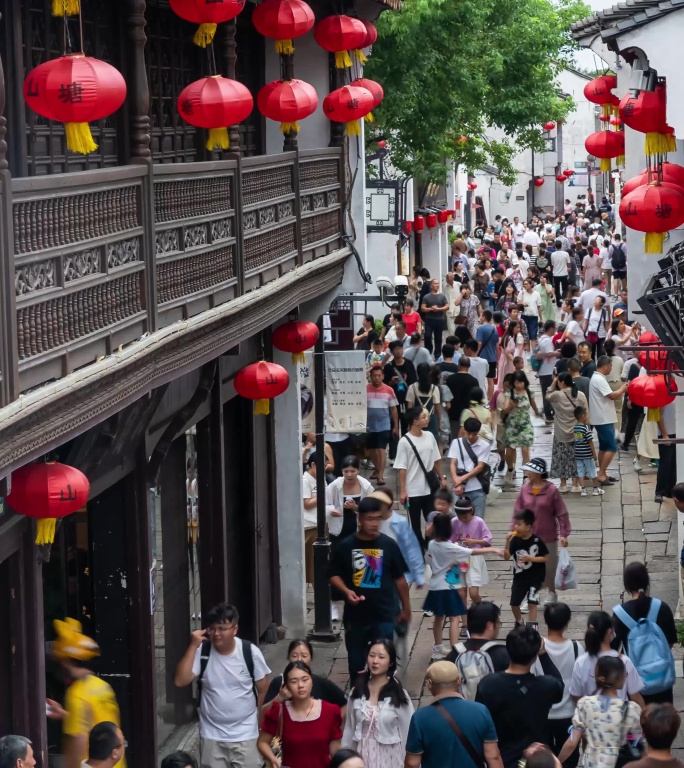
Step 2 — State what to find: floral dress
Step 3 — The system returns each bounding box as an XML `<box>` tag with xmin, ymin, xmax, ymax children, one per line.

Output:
<box><xmin>535</xmin><ymin>283</ymin><xmax>556</xmax><ymax>323</ymax></box>
<box><xmin>572</xmin><ymin>695</ymin><xmax>640</xmax><ymax>768</ymax></box>
<box><xmin>503</xmin><ymin>392</ymin><xmax>534</xmax><ymax>448</ymax></box>
<box><xmin>459</xmin><ymin>295</ymin><xmax>481</xmax><ymax>338</ymax></box>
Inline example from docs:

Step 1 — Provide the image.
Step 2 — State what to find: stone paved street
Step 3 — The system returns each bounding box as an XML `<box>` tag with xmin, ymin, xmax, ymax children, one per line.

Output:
<box><xmin>262</xmin><ymin>374</ymin><xmax>684</xmax><ymax>755</ymax></box>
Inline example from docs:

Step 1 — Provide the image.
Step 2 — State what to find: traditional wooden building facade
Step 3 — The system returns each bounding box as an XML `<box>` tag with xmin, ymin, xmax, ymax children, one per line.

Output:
<box><xmin>0</xmin><ymin>0</ymin><xmax>390</xmax><ymax>765</ymax></box>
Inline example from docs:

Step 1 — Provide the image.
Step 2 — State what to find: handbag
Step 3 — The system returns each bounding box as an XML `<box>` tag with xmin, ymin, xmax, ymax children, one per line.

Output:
<box><xmin>458</xmin><ymin>438</ymin><xmax>492</xmax><ymax>494</ymax></box>
<box><xmin>270</xmin><ymin>701</ymin><xmax>284</xmax><ymax>761</ymax></box>
<box><xmin>615</xmin><ymin>701</ymin><xmax>644</xmax><ymax>768</ymax></box>
<box><xmin>404</xmin><ymin>435</ymin><xmax>441</xmax><ymax>494</ymax></box>
<box><xmin>433</xmin><ymin>702</ymin><xmax>485</xmax><ymax>768</ymax></box>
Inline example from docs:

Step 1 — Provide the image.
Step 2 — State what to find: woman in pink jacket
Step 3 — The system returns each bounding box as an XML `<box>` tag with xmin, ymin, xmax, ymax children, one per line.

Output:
<box><xmin>512</xmin><ymin>457</ymin><xmax>571</xmax><ymax>606</ymax></box>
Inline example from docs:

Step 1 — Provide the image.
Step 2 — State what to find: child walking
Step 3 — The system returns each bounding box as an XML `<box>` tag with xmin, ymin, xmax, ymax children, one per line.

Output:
<box><xmin>426</xmin><ymin>512</ymin><xmax>503</xmax><ymax>658</ymax></box>
<box><xmin>505</xmin><ymin>509</ymin><xmax>549</xmax><ymax>629</ymax></box>
<box><xmin>450</xmin><ymin>498</ymin><xmax>493</xmax><ymax>638</ymax></box>
<box><xmin>573</xmin><ymin>406</ymin><xmax>605</xmax><ymax>497</ymax></box>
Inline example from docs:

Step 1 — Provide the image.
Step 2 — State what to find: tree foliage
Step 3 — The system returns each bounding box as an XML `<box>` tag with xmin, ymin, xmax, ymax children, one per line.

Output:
<box><xmin>365</xmin><ymin>0</ymin><xmax>591</xmax><ymax>189</ymax></box>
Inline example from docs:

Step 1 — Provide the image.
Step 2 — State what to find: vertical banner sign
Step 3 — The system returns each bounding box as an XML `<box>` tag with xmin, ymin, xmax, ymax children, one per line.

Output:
<box><xmin>299</xmin><ymin>351</ymin><xmax>367</xmax><ymax>433</ymax></box>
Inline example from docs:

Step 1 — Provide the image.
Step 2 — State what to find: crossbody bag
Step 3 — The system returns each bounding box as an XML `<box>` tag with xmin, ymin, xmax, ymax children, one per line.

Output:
<box><xmin>457</xmin><ymin>438</ymin><xmax>491</xmax><ymax>494</ymax></box>
<box><xmin>433</xmin><ymin>701</ymin><xmax>485</xmax><ymax>768</ymax></box>
<box><xmin>404</xmin><ymin>435</ymin><xmax>441</xmax><ymax>494</ymax></box>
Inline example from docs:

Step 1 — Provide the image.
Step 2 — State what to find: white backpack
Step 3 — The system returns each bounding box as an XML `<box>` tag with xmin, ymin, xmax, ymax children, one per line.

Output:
<box><xmin>454</xmin><ymin>641</ymin><xmax>501</xmax><ymax>700</ymax></box>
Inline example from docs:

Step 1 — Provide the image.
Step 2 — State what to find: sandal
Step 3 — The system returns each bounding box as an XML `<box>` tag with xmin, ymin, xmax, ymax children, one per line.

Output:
<box><xmin>376</xmin><ymin>477</ymin><xmax>385</xmax><ymax>484</ymax></box>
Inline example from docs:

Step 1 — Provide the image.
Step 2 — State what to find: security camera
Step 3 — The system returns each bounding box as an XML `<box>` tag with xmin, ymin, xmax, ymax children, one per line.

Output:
<box><xmin>376</xmin><ymin>276</ymin><xmax>395</xmax><ymax>294</ymax></box>
<box><xmin>394</xmin><ymin>275</ymin><xmax>409</xmax><ymax>299</ymax></box>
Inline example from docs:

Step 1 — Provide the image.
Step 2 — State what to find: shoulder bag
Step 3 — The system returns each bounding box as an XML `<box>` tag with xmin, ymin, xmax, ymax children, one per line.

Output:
<box><xmin>458</xmin><ymin>439</ymin><xmax>491</xmax><ymax>494</ymax></box>
<box><xmin>433</xmin><ymin>701</ymin><xmax>485</xmax><ymax>768</ymax></box>
<box><xmin>404</xmin><ymin>435</ymin><xmax>441</xmax><ymax>494</ymax></box>
<box><xmin>270</xmin><ymin>702</ymin><xmax>284</xmax><ymax>762</ymax></box>
<box><xmin>615</xmin><ymin>700</ymin><xmax>644</xmax><ymax>768</ymax></box>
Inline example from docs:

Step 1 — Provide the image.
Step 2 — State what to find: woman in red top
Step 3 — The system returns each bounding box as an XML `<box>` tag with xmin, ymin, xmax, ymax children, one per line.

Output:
<box><xmin>258</xmin><ymin>661</ymin><xmax>342</xmax><ymax>768</ymax></box>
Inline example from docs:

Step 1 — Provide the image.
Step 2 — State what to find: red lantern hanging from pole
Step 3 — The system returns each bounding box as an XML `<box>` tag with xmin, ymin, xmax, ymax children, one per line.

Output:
<box><xmin>23</xmin><ymin>54</ymin><xmax>127</xmax><ymax>155</ymax></box>
<box><xmin>628</xmin><ymin>374</ymin><xmax>677</xmax><ymax>422</ymax></box>
<box><xmin>622</xmin><ymin>162</ymin><xmax>684</xmax><ymax>197</ymax></box>
<box><xmin>234</xmin><ymin>361</ymin><xmax>290</xmax><ymax>415</ymax></box>
<box><xmin>555</xmin><ymin>174</ymin><xmax>566</xmax><ymax>183</ymax></box>
<box><xmin>437</xmin><ymin>210</ymin><xmax>448</xmax><ymax>224</ymax></box>
<box><xmin>543</xmin><ymin>121</ymin><xmax>555</xmax><ymax>131</ymax></box>
<box><xmin>257</xmin><ymin>79</ymin><xmax>318</xmax><ymax>135</ymax></box>
<box><xmin>584</xmin><ymin>131</ymin><xmax>624</xmax><ymax>173</ymax></box>
<box><xmin>314</xmin><ymin>15</ymin><xmax>366</xmax><ymax>68</ymax></box>
<box><xmin>6</xmin><ymin>462</ymin><xmax>90</xmax><ymax>544</ymax></box>
<box><xmin>468</xmin><ymin>182</ymin><xmax>477</xmax><ymax>191</ymax></box>
<box><xmin>360</xmin><ymin>19</ymin><xmax>378</xmax><ymax>48</ymax></box>
<box><xmin>620</xmin><ymin>182</ymin><xmax>684</xmax><ymax>254</ymax></box>
<box><xmin>272</xmin><ymin>320</ymin><xmax>319</xmax><ymax>364</ymax></box>
<box><xmin>563</xmin><ymin>169</ymin><xmax>574</xmax><ymax>178</ymax></box>
<box><xmin>413</xmin><ymin>215</ymin><xmax>424</xmax><ymax>232</ymax></box>
<box><xmin>350</xmin><ymin>77</ymin><xmax>383</xmax><ymax>123</ymax></box>
<box><xmin>534</xmin><ymin>177</ymin><xmax>545</xmax><ymax>187</ymax></box>
<box><xmin>404</xmin><ymin>220</ymin><xmax>413</xmax><ymax>234</ymax></box>
<box><xmin>323</xmin><ymin>84</ymin><xmax>374</xmax><ymax>136</ymax></box>
<box><xmin>252</xmin><ymin>0</ymin><xmax>315</xmax><ymax>55</ymax></box>
<box><xmin>619</xmin><ymin>83</ymin><xmax>676</xmax><ymax>156</ymax></box>
<box><xmin>583</xmin><ymin>74</ymin><xmax>619</xmax><ymax>116</ymax></box>
<box><xmin>178</xmin><ymin>76</ymin><xmax>253</xmax><ymax>150</ymax></box>
<box><xmin>426</xmin><ymin>213</ymin><xmax>437</xmax><ymax>228</ymax></box>
<box><xmin>170</xmin><ymin>0</ymin><xmax>246</xmax><ymax>47</ymax></box>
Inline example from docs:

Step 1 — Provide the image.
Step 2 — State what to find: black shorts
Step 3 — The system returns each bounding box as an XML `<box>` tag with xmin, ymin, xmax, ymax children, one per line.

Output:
<box><xmin>487</xmin><ymin>361</ymin><xmax>497</xmax><ymax>379</ymax></box>
<box><xmin>510</xmin><ymin>581</ymin><xmax>543</xmax><ymax>607</ymax></box>
<box><xmin>612</xmin><ymin>270</ymin><xmax>626</xmax><ymax>279</ymax></box>
<box><xmin>367</xmin><ymin>430</ymin><xmax>391</xmax><ymax>449</ymax></box>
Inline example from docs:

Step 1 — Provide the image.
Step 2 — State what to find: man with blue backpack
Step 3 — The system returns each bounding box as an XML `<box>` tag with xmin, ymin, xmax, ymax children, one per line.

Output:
<box><xmin>612</xmin><ymin>563</ymin><xmax>677</xmax><ymax>703</ymax></box>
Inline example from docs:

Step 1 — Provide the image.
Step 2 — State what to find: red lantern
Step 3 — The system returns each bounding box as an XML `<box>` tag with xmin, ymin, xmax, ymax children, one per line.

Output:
<box><xmin>622</xmin><ymin>163</ymin><xmax>684</xmax><ymax>197</ymax></box>
<box><xmin>323</xmin><ymin>84</ymin><xmax>374</xmax><ymax>136</ymax></box>
<box><xmin>437</xmin><ymin>210</ymin><xmax>449</xmax><ymax>224</ymax></box>
<box><xmin>555</xmin><ymin>174</ymin><xmax>566</xmax><ymax>183</ymax></box>
<box><xmin>610</xmin><ymin>115</ymin><xmax>622</xmax><ymax>127</ymax></box>
<box><xmin>170</xmin><ymin>0</ymin><xmax>246</xmax><ymax>46</ymax></box>
<box><xmin>584</xmin><ymin>75</ymin><xmax>619</xmax><ymax>110</ymax></box>
<box><xmin>234</xmin><ymin>361</ymin><xmax>290</xmax><ymax>415</ymax></box>
<box><xmin>350</xmin><ymin>77</ymin><xmax>383</xmax><ymax>123</ymax></box>
<box><xmin>377</xmin><ymin>140</ymin><xmax>387</xmax><ymax>148</ymax></box>
<box><xmin>619</xmin><ymin>84</ymin><xmax>675</xmax><ymax>156</ymax></box>
<box><xmin>563</xmin><ymin>169</ymin><xmax>574</xmax><ymax>177</ymax></box>
<box><xmin>178</xmin><ymin>76</ymin><xmax>253</xmax><ymax>150</ymax></box>
<box><xmin>413</xmin><ymin>215</ymin><xmax>424</xmax><ymax>232</ymax></box>
<box><xmin>252</xmin><ymin>0</ymin><xmax>315</xmax><ymax>54</ymax></box>
<box><xmin>6</xmin><ymin>462</ymin><xmax>90</xmax><ymax>544</ymax></box>
<box><xmin>426</xmin><ymin>213</ymin><xmax>437</xmax><ymax>228</ymax></box>
<box><xmin>638</xmin><ymin>346</ymin><xmax>669</xmax><ymax>372</ymax></box>
<box><xmin>468</xmin><ymin>182</ymin><xmax>477</xmax><ymax>191</ymax></box>
<box><xmin>620</xmin><ymin>182</ymin><xmax>684</xmax><ymax>254</ymax></box>
<box><xmin>272</xmin><ymin>320</ymin><xmax>319</xmax><ymax>364</ymax></box>
<box><xmin>543</xmin><ymin>121</ymin><xmax>555</xmax><ymax>131</ymax></box>
<box><xmin>599</xmin><ymin>114</ymin><xmax>609</xmax><ymax>123</ymax></box>
<box><xmin>23</xmin><ymin>54</ymin><xmax>126</xmax><ymax>155</ymax></box>
<box><xmin>534</xmin><ymin>177</ymin><xmax>545</xmax><ymax>187</ymax></box>
<box><xmin>257</xmin><ymin>79</ymin><xmax>318</xmax><ymax>135</ymax></box>
<box><xmin>360</xmin><ymin>19</ymin><xmax>378</xmax><ymax>48</ymax></box>
<box><xmin>628</xmin><ymin>374</ymin><xmax>677</xmax><ymax>421</ymax></box>
<box><xmin>314</xmin><ymin>15</ymin><xmax>366</xmax><ymax>68</ymax></box>
<box><xmin>585</xmin><ymin>131</ymin><xmax>624</xmax><ymax>172</ymax></box>
<box><xmin>404</xmin><ymin>220</ymin><xmax>413</xmax><ymax>234</ymax></box>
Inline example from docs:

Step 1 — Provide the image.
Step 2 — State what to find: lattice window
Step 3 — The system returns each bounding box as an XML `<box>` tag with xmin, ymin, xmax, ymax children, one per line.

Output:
<box><xmin>19</xmin><ymin>0</ymin><xmax>124</xmax><ymax>176</ymax></box>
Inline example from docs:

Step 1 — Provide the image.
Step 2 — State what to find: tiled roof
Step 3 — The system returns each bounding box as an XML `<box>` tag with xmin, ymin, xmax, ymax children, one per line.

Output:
<box><xmin>374</xmin><ymin>0</ymin><xmax>401</xmax><ymax>7</ymax></box>
<box><xmin>571</xmin><ymin>0</ymin><xmax>684</xmax><ymax>42</ymax></box>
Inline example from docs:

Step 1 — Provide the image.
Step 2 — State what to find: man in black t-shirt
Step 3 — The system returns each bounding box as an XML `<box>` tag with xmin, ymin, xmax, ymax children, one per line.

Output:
<box><xmin>329</xmin><ymin>498</ymin><xmax>410</xmax><ymax>681</ymax></box>
<box><xmin>446</xmin><ymin>357</ymin><xmax>479</xmax><ymax>429</ymax></box>
<box><xmin>446</xmin><ymin>602</ymin><xmax>509</xmax><ymax>671</ymax></box>
<box><xmin>476</xmin><ymin>625</ymin><xmax>563</xmax><ymax>768</ymax></box>
<box><xmin>384</xmin><ymin>341</ymin><xmax>418</xmax><ymax>459</ymax></box>
<box><xmin>505</xmin><ymin>508</ymin><xmax>549</xmax><ymax>628</ymax></box>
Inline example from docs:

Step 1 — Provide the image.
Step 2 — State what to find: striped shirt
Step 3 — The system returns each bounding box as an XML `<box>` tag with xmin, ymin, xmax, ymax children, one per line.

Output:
<box><xmin>573</xmin><ymin>423</ymin><xmax>594</xmax><ymax>459</ymax></box>
<box><xmin>366</xmin><ymin>383</ymin><xmax>398</xmax><ymax>432</ymax></box>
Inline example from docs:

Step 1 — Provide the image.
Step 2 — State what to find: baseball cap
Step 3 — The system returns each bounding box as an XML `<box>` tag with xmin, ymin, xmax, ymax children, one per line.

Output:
<box><xmin>521</xmin><ymin>457</ymin><xmax>548</xmax><ymax>475</ymax></box>
<box><xmin>613</xmin><ymin>307</ymin><xmax>625</xmax><ymax>317</ymax></box>
<box><xmin>53</xmin><ymin>618</ymin><xmax>100</xmax><ymax>661</ymax></box>
<box><xmin>426</xmin><ymin>661</ymin><xmax>461</xmax><ymax>684</ymax></box>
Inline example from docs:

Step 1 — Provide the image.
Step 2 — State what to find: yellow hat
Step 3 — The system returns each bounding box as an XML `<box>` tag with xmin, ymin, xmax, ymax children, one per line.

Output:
<box><xmin>53</xmin><ymin>618</ymin><xmax>100</xmax><ymax>661</ymax></box>
<box><xmin>426</xmin><ymin>661</ymin><xmax>461</xmax><ymax>685</ymax></box>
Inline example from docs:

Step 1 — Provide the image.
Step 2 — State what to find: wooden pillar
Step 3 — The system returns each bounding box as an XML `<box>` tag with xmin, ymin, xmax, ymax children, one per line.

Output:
<box><xmin>329</xmin><ymin>56</ymin><xmax>344</xmax><ymax>148</ymax></box>
<box><xmin>196</xmin><ymin>369</ymin><xmax>228</xmax><ymax>614</ymax></box>
<box><xmin>223</xmin><ymin>21</ymin><xmax>241</xmax><ymax>153</ymax></box>
<box><xmin>281</xmin><ymin>54</ymin><xmax>297</xmax><ymax>152</ymax></box>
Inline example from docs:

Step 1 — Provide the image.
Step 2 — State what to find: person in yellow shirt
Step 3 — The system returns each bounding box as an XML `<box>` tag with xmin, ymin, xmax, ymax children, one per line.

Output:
<box><xmin>46</xmin><ymin>619</ymin><xmax>125</xmax><ymax>768</ymax></box>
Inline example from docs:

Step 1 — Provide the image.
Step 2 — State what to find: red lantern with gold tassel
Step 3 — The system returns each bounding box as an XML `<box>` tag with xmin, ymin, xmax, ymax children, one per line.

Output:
<box><xmin>170</xmin><ymin>0</ymin><xmax>246</xmax><ymax>47</ymax></box>
<box><xmin>350</xmin><ymin>77</ymin><xmax>383</xmax><ymax>123</ymax></box>
<box><xmin>622</xmin><ymin>163</ymin><xmax>684</xmax><ymax>197</ymax></box>
<box><xmin>23</xmin><ymin>54</ymin><xmax>127</xmax><ymax>155</ymax></box>
<box><xmin>543</xmin><ymin>121</ymin><xmax>555</xmax><ymax>131</ymax></box>
<box><xmin>585</xmin><ymin>131</ymin><xmax>624</xmax><ymax>173</ymax></box>
<box><xmin>257</xmin><ymin>79</ymin><xmax>318</xmax><ymax>136</ymax></box>
<box><xmin>323</xmin><ymin>84</ymin><xmax>374</xmax><ymax>136</ymax></box>
<box><xmin>534</xmin><ymin>177</ymin><xmax>545</xmax><ymax>187</ymax></box>
<box><xmin>584</xmin><ymin>74</ymin><xmax>619</xmax><ymax>117</ymax></box>
<box><xmin>555</xmin><ymin>174</ymin><xmax>566</xmax><ymax>183</ymax></box>
<box><xmin>6</xmin><ymin>462</ymin><xmax>90</xmax><ymax>545</ymax></box>
<box><xmin>234</xmin><ymin>361</ymin><xmax>290</xmax><ymax>415</ymax></box>
<box><xmin>620</xmin><ymin>83</ymin><xmax>676</xmax><ymax>157</ymax></box>
<box><xmin>620</xmin><ymin>182</ymin><xmax>684</xmax><ymax>254</ymax></box>
<box><xmin>314</xmin><ymin>15</ymin><xmax>366</xmax><ymax>68</ymax></box>
<box><xmin>178</xmin><ymin>76</ymin><xmax>253</xmax><ymax>151</ymax></box>
<box><xmin>628</xmin><ymin>374</ymin><xmax>677</xmax><ymax>422</ymax></box>
<box><xmin>360</xmin><ymin>19</ymin><xmax>378</xmax><ymax>48</ymax></box>
<box><xmin>252</xmin><ymin>0</ymin><xmax>315</xmax><ymax>55</ymax></box>
<box><xmin>272</xmin><ymin>320</ymin><xmax>319</xmax><ymax>364</ymax></box>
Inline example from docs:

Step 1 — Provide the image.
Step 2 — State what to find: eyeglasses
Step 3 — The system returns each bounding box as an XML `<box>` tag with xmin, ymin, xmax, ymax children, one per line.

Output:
<box><xmin>208</xmin><ymin>625</ymin><xmax>237</xmax><ymax>634</ymax></box>
<box><xmin>115</xmin><ymin>741</ymin><xmax>128</xmax><ymax>750</ymax></box>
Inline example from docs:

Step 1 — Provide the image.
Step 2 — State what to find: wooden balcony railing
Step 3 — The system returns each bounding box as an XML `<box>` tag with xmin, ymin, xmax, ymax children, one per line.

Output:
<box><xmin>0</xmin><ymin>148</ymin><xmax>344</xmax><ymax>401</ymax></box>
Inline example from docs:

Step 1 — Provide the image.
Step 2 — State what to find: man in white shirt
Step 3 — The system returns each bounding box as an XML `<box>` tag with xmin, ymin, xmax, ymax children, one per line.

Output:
<box><xmin>448</xmin><ymin>416</ymin><xmax>491</xmax><ymax>518</ymax></box>
<box><xmin>588</xmin><ymin>356</ymin><xmax>628</xmax><ymax>486</ymax></box>
<box><xmin>175</xmin><ymin>603</ymin><xmax>271</xmax><ymax>768</ymax></box>
<box><xmin>563</xmin><ymin>306</ymin><xmax>585</xmax><ymax>347</ymax></box>
<box><xmin>511</xmin><ymin>217</ymin><xmax>525</xmax><ymax>242</ymax></box>
<box><xmin>395</xmin><ymin>406</ymin><xmax>445</xmax><ymax>551</ymax></box>
<box><xmin>463</xmin><ymin>339</ymin><xmax>488</xmax><ymax>393</ymax></box>
<box><xmin>81</xmin><ymin>723</ymin><xmax>125</xmax><ymax>768</ymax></box>
<box><xmin>537</xmin><ymin>321</ymin><xmax>559</xmax><ymax>424</ymax></box>
<box><xmin>522</xmin><ymin>226</ymin><xmax>541</xmax><ymax>253</ymax></box>
<box><xmin>443</xmin><ymin>272</ymin><xmax>461</xmax><ymax>336</ymax></box>
<box><xmin>550</xmin><ymin>240</ymin><xmax>571</xmax><ymax>307</ymax></box>
<box><xmin>577</xmin><ymin>279</ymin><xmax>608</xmax><ymax>316</ymax></box>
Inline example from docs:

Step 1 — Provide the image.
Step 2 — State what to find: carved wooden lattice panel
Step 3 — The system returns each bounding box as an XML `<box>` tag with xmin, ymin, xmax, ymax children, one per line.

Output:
<box><xmin>302</xmin><ymin>211</ymin><xmax>341</xmax><ymax>246</ymax></box>
<box><xmin>242</xmin><ymin>165</ymin><xmax>293</xmax><ymax>207</ymax></box>
<box><xmin>300</xmin><ymin>159</ymin><xmax>340</xmax><ymax>191</ymax></box>
<box><xmin>154</xmin><ymin>177</ymin><xmax>232</xmax><ymax>223</ymax></box>
<box><xmin>20</xmin><ymin>0</ymin><xmax>124</xmax><ymax>175</ymax></box>
<box><xmin>157</xmin><ymin>247</ymin><xmax>235</xmax><ymax>304</ymax></box>
<box><xmin>244</xmin><ymin>224</ymin><xmax>296</xmax><ymax>273</ymax></box>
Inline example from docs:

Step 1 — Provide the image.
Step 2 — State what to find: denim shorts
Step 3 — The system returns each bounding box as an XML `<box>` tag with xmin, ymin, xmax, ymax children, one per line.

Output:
<box><xmin>594</xmin><ymin>423</ymin><xmax>617</xmax><ymax>452</ymax></box>
<box><xmin>575</xmin><ymin>457</ymin><xmax>597</xmax><ymax>479</ymax></box>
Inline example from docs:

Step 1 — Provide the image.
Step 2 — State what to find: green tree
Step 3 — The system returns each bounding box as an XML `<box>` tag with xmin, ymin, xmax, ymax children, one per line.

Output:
<box><xmin>366</xmin><ymin>0</ymin><xmax>590</xmax><ymax>194</ymax></box>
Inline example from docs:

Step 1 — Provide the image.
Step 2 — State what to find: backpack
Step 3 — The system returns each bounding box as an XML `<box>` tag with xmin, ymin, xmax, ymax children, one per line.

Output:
<box><xmin>611</xmin><ymin>243</ymin><xmax>626</xmax><ymax>271</ymax></box>
<box><xmin>196</xmin><ymin>638</ymin><xmax>257</xmax><ymax>707</ymax></box>
<box><xmin>453</xmin><ymin>641</ymin><xmax>501</xmax><ymax>700</ymax></box>
<box><xmin>612</xmin><ymin>599</ymin><xmax>675</xmax><ymax>695</ymax></box>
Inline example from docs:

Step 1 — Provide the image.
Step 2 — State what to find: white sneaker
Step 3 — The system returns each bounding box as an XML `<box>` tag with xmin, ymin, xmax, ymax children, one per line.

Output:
<box><xmin>544</xmin><ymin>591</ymin><xmax>558</xmax><ymax>605</ymax></box>
<box><xmin>423</xmin><ymin>609</ymin><xmax>434</xmax><ymax>617</ymax></box>
<box><xmin>559</xmin><ymin>485</ymin><xmax>569</xmax><ymax>494</ymax></box>
<box><xmin>581</xmin><ymin>488</ymin><xmax>588</xmax><ymax>496</ymax></box>
<box><xmin>570</xmin><ymin>485</ymin><xmax>581</xmax><ymax>493</ymax></box>
<box><xmin>633</xmin><ymin>457</ymin><xmax>643</xmax><ymax>473</ymax></box>
<box><xmin>502</xmin><ymin>470</ymin><xmax>516</xmax><ymax>488</ymax></box>
<box><xmin>431</xmin><ymin>644</ymin><xmax>448</xmax><ymax>659</ymax></box>
<box><xmin>520</xmin><ymin>597</ymin><xmax>529</xmax><ymax>614</ymax></box>
<box><xmin>593</xmin><ymin>487</ymin><xmax>606</xmax><ymax>496</ymax></box>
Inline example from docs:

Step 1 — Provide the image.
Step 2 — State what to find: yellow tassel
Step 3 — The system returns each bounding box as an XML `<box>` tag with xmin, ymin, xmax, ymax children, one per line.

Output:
<box><xmin>193</xmin><ymin>23</ymin><xmax>217</xmax><ymax>47</ymax></box>
<box><xmin>645</xmin><ymin>231</ymin><xmax>665</xmax><ymax>254</ymax></box>
<box><xmin>346</xmin><ymin>120</ymin><xmax>361</xmax><ymax>136</ymax></box>
<box><xmin>617</xmin><ymin>154</ymin><xmax>625</xmax><ymax>167</ymax></box>
<box><xmin>52</xmin><ymin>0</ymin><xmax>80</xmax><ymax>15</ymax></box>
<box><xmin>206</xmin><ymin>127</ymin><xmax>229</xmax><ymax>151</ymax></box>
<box><xmin>334</xmin><ymin>51</ymin><xmax>352</xmax><ymax>68</ymax></box>
<box><xmin>364</xmin><ymin>112</ymin><xmax>375</xmax><ymax>124</ymax></box>
<box><xmin>666</xmin><ymin>133</ymin><xmax>677</xmax><ymax>153</ymax></box>
<box><xmin>279</xmin><ymin>121</ymin><xmax>300</xmax><ymax>135</ymax></box>
<box><xmin>353</xmin><ymin>49</ymin><xmax>368</xmax><ymax>64</ymax></box>
<box><xmin>35</xmin><ymin>518</ymin><xmax>57</xmax><ymax>545</ymax></box>
<box><xmin>275</xmin><ymin>39</ymin><xmax>294</xmax><ymax>55</ymax></box>
<box><xmin>647</xmin><ymin>407</ymin><xmax>661</xmax><ymax>423</ymax></box>
<box><xmin>599</xmin><ymin>158</ymin><xmax>611</xmax><ymax>172</ymax></box>
<box><xmin>292</xmin><ymin>352</ymin><xmax>306</xmax><ymax>365</ymax></box>
<box><xmin>644</xmin><ymin>132</ymin><xmax>675</xmax><ymax>157</ymax></box>
<box><xmin>602</xmin><ymin>104</ymin><xmax>611</xmax><ymax>119</ymax></box>
<box><xmin>65</xmin><ymin>123</ymin><xmax>98</xmax><ymax>155</ymax></box>
<box><xmin>254</xmin><ymin>398</ymin><xmax>270</xmax><ymax>415</ymax></box>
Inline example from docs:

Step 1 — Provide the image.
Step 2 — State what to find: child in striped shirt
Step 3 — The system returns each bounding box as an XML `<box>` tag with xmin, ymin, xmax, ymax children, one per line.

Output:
<box><xmin>573</xmin><ymin>405</ymin><xmax>604</xmax><ymax>497</ymax></box>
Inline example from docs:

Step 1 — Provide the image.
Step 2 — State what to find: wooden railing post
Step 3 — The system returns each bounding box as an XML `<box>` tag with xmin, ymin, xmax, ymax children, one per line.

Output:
<box><xmin>0</xmin><ymin>11</ymin><xmax>18</xmax><ymax>404</ymax></box>
<box><xmin>223</xmin><ymin>21</ymin><xmax>241</xmax><ymax>153</ymax></box>
<box><xmin>234</xmin><ymin>152</ymin><xmax>245</xmax><ymax>295</ymax></box>
<box><xmin>294</xmin><ymin>149</ymin><xmax>304</xmax><ymax>266</ymax></box>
